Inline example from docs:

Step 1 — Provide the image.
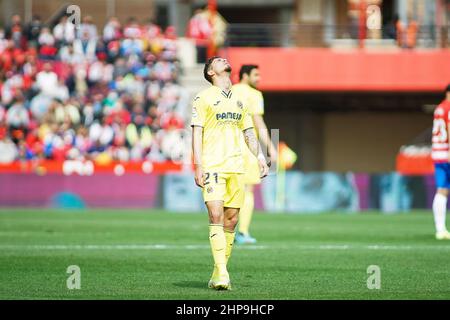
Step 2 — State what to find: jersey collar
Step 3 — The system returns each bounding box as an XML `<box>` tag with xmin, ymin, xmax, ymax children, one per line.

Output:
<box><xmin>212</xmin><ymin>85</ymin><xmax>233</xmax><ymax>99</ymax></box>
<box><xmin>221</xmin><ymin>90</ymin><xmax>232</xmax><ymax>99</ymax></box>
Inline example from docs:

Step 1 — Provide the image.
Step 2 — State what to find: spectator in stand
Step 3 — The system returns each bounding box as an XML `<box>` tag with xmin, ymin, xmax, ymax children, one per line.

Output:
<box><xmin>36</xmin><ymin>63</ymin><xmax>59</xmax><ymax>97</ymax></box>
<box><xmin>77</xmin><ymin>16</ymin><xmax>98</xmax><ymax>41</ymax></box>
<box><xmin>26</xmin><ymin>15</ymin><xmax>43</xmax><ymax>48</ymax></box>
<box><xmin>153</xmin><ymin>58</ymin><xmax>177</xmax><ymax>82</ymax></box>
<box><xmin>59</xmin><ymin>43</ymin><xmax>84</xmax><ymax>65</ymax></box>
<box><xmin>6</xmin><ymin>94</ymin><xmax>29</xmax><ymax>140</ymax></box>
<box><xmin>122</xmin><ymin>18</ymin><xmax>144</xmax><ymax>58</ymax></box>
<box><xmin>0</xmin><ymin>29</ymin><xmax>8</xmax><ymax>53</ymax></box>
<box><xmin>396</xmin><ymin>16</ymin><xmax>405</xmax><ymax>48</ymax></box>
<box><xmin>0</xmin><ymin>14</ymin><xmax>188</xmax><ymax>164</ymax></box>
<box><xmin>106</xmin><ymin>39</ymin><xmax>121</xmax><ymax>63</ymax></box>
<box><xmin>187</xmin><ymin>8</ymin><xmax>212</xmax><ymax>63</ymax></box>
<box><xmin>88</xmin><ymin>59</ymin><xmax>114</xmax><ymax>85</ymax></box>
<box><xmin>1</xmin><ymin>71</ymin><xmax>24</xmax><ymax>105</ymax></box>
<box><xmin>406</xmin><ymin>16</ymin><xmax>419</xmax><ymax>49</ymax></box>
<box><xmin>0</xmin><ymin>135</ymin><xmax>18</xmax><ymax>163</ymax></box>
<box><xmin>53</xmin><ymin>16</ymin><xmax>76</xmax><ymax>47</ymax></box>
<box><xmin>5</xmin><ymin>15</ymin><xmax>25</xmax><ymax>49</ymax></box>
<box><xmin>187</xmin><ymin>6</ymin><xmax>227</xmax><ymax>63</ymax></box>
<box><xmin>144</xmin><ymin>18</ymin><xmax>161</xmax><ymax>39</ymax></box>
<box><xmin>202</xmin><ymin>3</ymin><xmax>227</xmax><ymax>56</ymax></box>
<box><xmin>38</xmin><ymin>27</ymin><xmax>58</xmax><ymax>60</ymax></box>
<box><xmin>103</xmin><ymin>17</ymin><xmax>122</xmax><ymax>43</ymax></box>
<box><xmin>30</xmin><ymin>93</ymin><xmax>52</xmax><ymax>121</ymax></box>
<box><xmin>73</xmin><ymin>30</ymin><xmax>97</xmax><ymax>63</ymax></box>
<box><xmin>123</xmin><ymin>17</ymin><xmax>142</xmax><ymax>38</ymax></box>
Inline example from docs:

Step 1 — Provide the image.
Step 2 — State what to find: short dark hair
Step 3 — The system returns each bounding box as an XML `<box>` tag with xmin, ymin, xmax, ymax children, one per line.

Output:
<box><xmin>239</xmin><ymin>64</ymin><xmax>259</xmax><ymax>81</ymax></box>
<box><xmin>204</xmin><ymin>56</ymin><xmax>220</xmax><ymax>84</ymax></box>
<box><xmin>446</xmin><ymin>84</ymin><xmax>450</xmax><ymax>93</ymax></box>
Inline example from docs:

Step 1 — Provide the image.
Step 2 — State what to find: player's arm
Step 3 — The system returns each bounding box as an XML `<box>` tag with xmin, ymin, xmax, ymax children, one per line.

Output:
<box><xmin>252</xmin><ymin>114</ymin><xmax>278</xmax><ymax>167</ymax></box>
<box><xmin>243</xmin><ymin>128</ymin><xmax>269</xmax><ymax>178</ymax></box>
<box><xmin>192</xmin><ymin>125</ymin><xmax>204</xmax><ymax>188</ymax></box>
<box><xmin>191</xmin><ymin>95</ymin><xmax>206</xmax><ymax>188</ymax></box>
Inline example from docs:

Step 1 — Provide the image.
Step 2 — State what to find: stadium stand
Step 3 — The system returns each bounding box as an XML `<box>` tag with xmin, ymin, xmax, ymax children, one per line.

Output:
<box><xmin>0</xmin><ymin>14</ymin><xmax>190</xmax><ymax>164</ymax></box>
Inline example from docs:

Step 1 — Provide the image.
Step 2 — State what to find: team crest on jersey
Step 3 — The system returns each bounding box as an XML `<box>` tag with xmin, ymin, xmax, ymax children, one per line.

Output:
<box><xmin>192</xmin><ymin>106</ymin><xmax>198</xmax><ymax>118</ymax></box>
<box><xmin>237</xmin><ymin>101</ymin><xmax>243</xmax><ymax>109</ymax></box>
<box><xmin>207</xmin><ymin>187</ymin><xmax>213</xmax><ymax>193</ymax></box>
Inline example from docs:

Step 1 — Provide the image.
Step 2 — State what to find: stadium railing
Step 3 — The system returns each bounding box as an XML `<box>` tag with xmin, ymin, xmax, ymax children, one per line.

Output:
<box><xmin>224</xmin><ymin>23</ymin><xmax>450</xmax><ymax>49</ymax></box>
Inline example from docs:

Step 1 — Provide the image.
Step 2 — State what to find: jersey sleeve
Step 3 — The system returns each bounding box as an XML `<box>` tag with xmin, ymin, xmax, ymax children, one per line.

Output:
<box><xmin>190</xmin><ymin>95</ymin><xmax>207</xmax><ymax>127</ymax></box>
<box><xmin>240</xmin><ymin>108</ymin><xmax>254</xmax><ymax>131</ymax></box>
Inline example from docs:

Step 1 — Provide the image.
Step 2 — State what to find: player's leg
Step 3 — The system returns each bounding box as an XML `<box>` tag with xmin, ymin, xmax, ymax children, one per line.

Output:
<box><xmin>236</xmin><ymin>184</ymin><xmax>256</xmax><ymax>244</ymax></box>
<box><xmin>205</xmin><ymin>200</ymin><xmax>230</xmax><ymax>289</ymax></box>
<box><xmin>216</xmin><ymin>173</ymin><xmax>245</xmax><ymax>288</ymax></box>
<box><xmin>433</xmin><ymin>188</ymin><xmax>448</xmax><ymax>231</ymax></box>
<box><xmin>237</xmin><ymin>155</ymin><xmax>260</xmax><ymax>244</ymax></box>
<box><xmin>203</xmin><ymin>173</ymin><xmax>230</xmax><ymax>289</ymax></box>
<box><xmin>210</xmin><ymin>206</ymin><xmax>238</xmax><ymax>287</ymax></box>
<box><xmin>433</xmin><ymin>163</ymin><xmax>450</xmax><ymax>239</ymax></box>
<box><xmin>223</xmin><ymin>207</ymin><xmax>239</xmax><ymax>263</ymax></box>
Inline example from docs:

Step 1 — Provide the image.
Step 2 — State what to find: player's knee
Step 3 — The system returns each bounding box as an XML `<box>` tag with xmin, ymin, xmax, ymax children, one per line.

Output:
<box><xmin>208</xmin><ymin>209</ymin><xmax>224</xmax><ymax>224</ymax></box>
<box><xmin>225</xmin><ymin>214</ymin><xmax>239</xmax><ymax>229</ymax></box>
<box><xmin>209</xmin><ymin>213</ymin><xmax>223</xmax><ymax>225</ymax></box>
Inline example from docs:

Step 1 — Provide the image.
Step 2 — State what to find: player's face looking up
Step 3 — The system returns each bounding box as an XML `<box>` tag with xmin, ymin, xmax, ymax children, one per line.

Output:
<box><xmin>208</xmin><ymin>58</ymin><xmax>232</xmax><ymax>79</ymax></box>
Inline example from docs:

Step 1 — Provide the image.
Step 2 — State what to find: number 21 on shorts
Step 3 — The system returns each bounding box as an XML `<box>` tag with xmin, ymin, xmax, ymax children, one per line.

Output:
<box><xmin>204</xmin><ymin>172</ymin><xmax>218</xmax><ymax>184</ymax></box>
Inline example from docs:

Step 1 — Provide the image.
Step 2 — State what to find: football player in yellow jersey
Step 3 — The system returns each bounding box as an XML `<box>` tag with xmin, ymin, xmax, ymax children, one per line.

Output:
<box><xmin>233</xmin><ymin>65</ymin><xmax>278</xmax><ymax>244</ymax></box>
<box><xmin>191</xmin><ymin>57</ymin><xmax>269</xmax><ymax>290</ymax></box>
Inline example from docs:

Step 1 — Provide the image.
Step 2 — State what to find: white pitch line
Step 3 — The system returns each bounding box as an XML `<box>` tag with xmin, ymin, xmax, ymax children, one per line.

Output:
<box><xmin>0</xmin><ymin>244</ymin><xmax>449</xmax><ymax>251</ymax></box>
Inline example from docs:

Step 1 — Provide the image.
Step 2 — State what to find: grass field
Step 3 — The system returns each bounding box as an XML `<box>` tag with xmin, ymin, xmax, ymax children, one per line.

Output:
<box><xmin>0</xmin><ymin>209</ymin><xmax>450</xmax><ymax>300</ymax></box>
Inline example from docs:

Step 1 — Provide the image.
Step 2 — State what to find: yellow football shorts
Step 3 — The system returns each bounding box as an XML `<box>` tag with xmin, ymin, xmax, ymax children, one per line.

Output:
<box><xmin>243</xmin><ymin>151</ymin><xmax>261</xmax><ymax>185</ymax></box>
<box><xmin>202</xmin><ymin>172</ymin><xmax>245</xmax><ymax>208</ymax></box>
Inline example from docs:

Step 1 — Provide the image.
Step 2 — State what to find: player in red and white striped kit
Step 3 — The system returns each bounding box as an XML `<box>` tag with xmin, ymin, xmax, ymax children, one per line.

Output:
<box><xmin>431</xmin><ymin>84</ymin><xmax>450</xmax><ymax>240</ymax></box>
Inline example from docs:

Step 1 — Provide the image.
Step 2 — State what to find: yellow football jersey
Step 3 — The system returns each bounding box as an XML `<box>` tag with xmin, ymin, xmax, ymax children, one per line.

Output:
<box><xmin>232</xmin><ymin>83</ymin><xmax>266</xmax><ymax>184</ymax></box>
<box><xmin>191</xmin><ymin>85</ymin><xmax>254</xmax><ymax>174</ymax></box>
<box><xmin>232</xmin><ymin>83</ymin><xmax>264</xmax><ymax>117</ymax></box>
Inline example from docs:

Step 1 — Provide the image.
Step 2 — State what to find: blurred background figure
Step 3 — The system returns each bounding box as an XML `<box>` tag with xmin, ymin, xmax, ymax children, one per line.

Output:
<box><xmin>431</xmin><ymin>84</ymin><xmax>450</xmax><ymax>240</ymax></box>
<box><xmin>406</xmin><ymin>15</ymin><xmax>419</xmax><ymax>49</ymax></box>
<box><xmin>5</xmin><ymin>14</ymin><xmax>25</xmax><ymax>49</ymax></box>
<box><xmin>187</xmin><ymin>4</ymin><xmax>227</xmax><ymax>63</ymax></box>
<box><xmin>187</xmin><ymin>8</ymin><xmax>212</xmax><ymax>64</ymax></box>
<box><xmin>26</xmin><ymin>15</ymin><xmax>42</xmax><ymax>48</ymax></box>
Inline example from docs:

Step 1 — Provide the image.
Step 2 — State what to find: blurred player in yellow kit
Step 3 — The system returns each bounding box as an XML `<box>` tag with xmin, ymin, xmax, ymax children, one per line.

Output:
<box><xmin>233</xmin><ymin>65</ymin><xmax>278</xmax><ymax>244</ymax></box>
<box><xmin>191</xmin><ymin>57</ymin><xmax>269</xmax><ymax>290</ymax></box>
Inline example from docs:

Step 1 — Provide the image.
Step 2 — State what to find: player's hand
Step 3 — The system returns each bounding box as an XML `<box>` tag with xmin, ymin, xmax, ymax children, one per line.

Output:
<box><xmin>258</xmin><ymin>156</ymin><xmax>269</xmax><ymax>179</ymax></box>
<box><xmin>194</xmin><ymin>165</ymin><xmax>205</xmax><ymax>188</ymax></box>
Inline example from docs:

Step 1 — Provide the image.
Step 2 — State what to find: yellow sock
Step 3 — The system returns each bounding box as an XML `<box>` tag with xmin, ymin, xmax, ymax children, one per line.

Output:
<box><xmin>238</xmin><ymin>189</ymin><xmax>254</xmax><ymax>235</ymax></box>
<box><xmin>225</xmin><ymin>229</ymin><xmax>236</xmax><ymax>263</ymax></box>
<box><xmin>212</xmin><ymin>229</ymin><xmax>235</xmax><ymax>280</ymax></box>
<box><xmin>209</xmin><ymin>224</ymin><xmax>227</xmax><ymax>276</ymax></box>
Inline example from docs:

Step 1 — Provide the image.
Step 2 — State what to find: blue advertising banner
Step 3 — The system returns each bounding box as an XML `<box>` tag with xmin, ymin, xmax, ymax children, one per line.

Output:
<box><xmin>163</xmin><ymin>173</ymin><xmax>204</xmax><ymax>212</ymax></box>
<box><xmin>261</xmin><ymin>172</ymin><xmax>359</xmax><ymax>213</ymax></box>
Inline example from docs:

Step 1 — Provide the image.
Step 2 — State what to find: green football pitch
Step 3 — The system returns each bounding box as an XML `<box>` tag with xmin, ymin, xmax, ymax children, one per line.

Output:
<box><xmin>1</xmin><ymin>209</ymin><xmax>449</xmax><ymax>300</ymax></box>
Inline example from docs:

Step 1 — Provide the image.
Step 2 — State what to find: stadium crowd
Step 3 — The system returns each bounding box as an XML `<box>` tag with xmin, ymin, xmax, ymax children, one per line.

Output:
<box><xmin>0</xmin><ymin>14</ymin><xmax>189</xmax><ymax>164</ymax></box>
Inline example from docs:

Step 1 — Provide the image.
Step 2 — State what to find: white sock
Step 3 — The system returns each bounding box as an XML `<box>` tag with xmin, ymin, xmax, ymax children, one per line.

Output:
<box><xmin>432</xmin><ymin>193</ymin><xmax>447</xmax><ymax>233</ymax></box>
